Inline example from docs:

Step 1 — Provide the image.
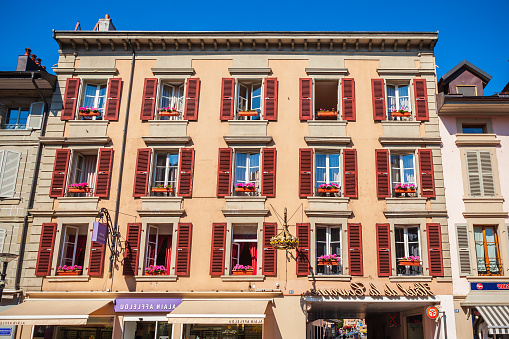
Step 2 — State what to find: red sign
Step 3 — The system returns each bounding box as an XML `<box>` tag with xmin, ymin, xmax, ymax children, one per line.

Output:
<box><xmin>426</xmin><ymin>306</ymin><xmax>439</xmax><ymax>320</ymax></box>
<box><xmin>477</xmin><ymin>283</ymin><xmax>483</xmax><ymax>290</ymax></box>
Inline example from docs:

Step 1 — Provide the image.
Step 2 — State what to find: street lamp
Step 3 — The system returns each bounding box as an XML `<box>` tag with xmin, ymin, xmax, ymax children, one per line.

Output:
<box><xmin>0</xmin><ymin>253</ymin><xmax>19</xmax><ymax>303</ymax></box>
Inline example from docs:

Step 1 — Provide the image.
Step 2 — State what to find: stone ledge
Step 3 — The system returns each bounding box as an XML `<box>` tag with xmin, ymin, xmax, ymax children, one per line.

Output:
<box><xmin>308</xmin><ymin>275</ymin><xmax>352</xmax><ymax>282</ymax></box>
<box><xmin>151</xmin><ymin>68</ymin><xmax>195</xmax><ymax>76</ymax></box>
<box><xmin>379</xmin><ymin>137</ymin><xmax>441</xmax><ymax>145</ymax></box>
<box><xmin>221</xmin><ymin>275</ymin><xmax>265</xmax><ymax>282</ymax></box>
<box><xmin>466</xmin><ymin>276</ymin><xmax>509</xmax><ymax>282</ymax></box>
<box><xmin>306</xmin><ymin>68</ymin><xmax>348</xmax><ymax>75</ymax></box>
<box><xmin>455</xmin><ymin>133</ymin><xmax>500</xmax><ymax>146</ymax></box>
<box><xmin>39</xmin><ymin>136</ymin><xmax>111</xmax><ymax>145</ymax></box>
<box><xmin>224</xmin><ymin>136</ymin><xmax>272</xmax><ymax>144</ymax></box>
<box><xmin>222</xmin><ymin>209</ymin><xmax>270</xmax><ymax>217</ymax></box>
<box><xmin>46</xmin><ymin>275</ymin><xmax>90</xmax><ymax>282</ymax></box>
<box><xmin>384</xmin><ymin>210</ymin><xmax>448</xmax><ymax>218</ymax></box>
<box><xmin>304</xmin><ymin>136</ymin><xmax>351</xmax><ymax>145</ymax></box>
<box><xmin>134</xmin><ymin>275</ymin><xmax>178</xmax><ymax>282</ymax></box>
<box><xmin>389</xmin><ymin>276</ymin><xmax>433</xmax><ymax>282</ymax></box>
<box><xmin>305</xmin><ymin>210</ymin><xmax>352</xmax><ymax>218</ymax></box>
<box><xmin>137</xmin><ymin>209</ymin><xmax>185</xmax><ymax>217</ymax></box>
<box><xmin>142</xmin><ymin>136</ymin><xmax>191</xmax><ymax>145</ymax></box>
<box><xmin>463</xmin><ymin>212</ymin><xmax>508</xmax><ymax>218</ymax></box>
<box><xmin>228</xmin><ymin>68</ymin><xmax>272</xmax><ymax>76</ymax></box>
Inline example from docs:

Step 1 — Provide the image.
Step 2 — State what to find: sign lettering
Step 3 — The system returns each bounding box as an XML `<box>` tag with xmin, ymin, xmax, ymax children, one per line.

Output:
<box><xmin>310</xmin><ymin>282</ymin><xmax>434</xmax><ymax>298</ymax></box>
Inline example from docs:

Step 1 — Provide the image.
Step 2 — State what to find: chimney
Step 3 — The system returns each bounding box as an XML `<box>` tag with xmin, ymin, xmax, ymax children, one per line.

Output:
<box><xmin>16</xmin><ymin>48</ymin><xmax>46</xmax><ymax>72</ymax></box>
<box><xmin>96</xmin><ymin>14</ymin><xmax>116</xmax><ymax>31</ymax></box>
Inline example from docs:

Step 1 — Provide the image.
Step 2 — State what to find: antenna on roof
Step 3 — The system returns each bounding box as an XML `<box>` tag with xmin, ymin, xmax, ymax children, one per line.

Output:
<box><xmin>74</xmin><ymin>21</ymin><xmax>81</xmax><ymax>31</ymax></box>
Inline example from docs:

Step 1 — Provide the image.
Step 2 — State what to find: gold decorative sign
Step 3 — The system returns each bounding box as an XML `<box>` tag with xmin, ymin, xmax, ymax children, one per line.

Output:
<box><xmin>310</xmin><ymin>282</ymin><xmax>434</xmax><ymax>298</ymax></box>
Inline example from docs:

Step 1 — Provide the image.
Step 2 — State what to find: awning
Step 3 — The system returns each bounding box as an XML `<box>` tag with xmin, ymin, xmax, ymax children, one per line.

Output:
<box><xmin>167</xmin><ymin>299</ymin><xmax>269</xmax><ymax>324</ymax></box>
<box><xmin>462</xmin><ymin>291</ymin><xmax>509</xmax><ymax>306</ymax></box>
<box><xmin>0</xmin><ymin>299</ymin><xmax>112</xmax><ymax>325</ymax></box>
<box><xmin>477</xmin><ymin>306</ymin><xmax>509</xmax><ymax>335</ymax></box>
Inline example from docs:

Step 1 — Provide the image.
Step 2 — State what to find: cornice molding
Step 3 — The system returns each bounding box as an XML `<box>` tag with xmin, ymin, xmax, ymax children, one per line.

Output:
<box><xmin>223</xmin><ymin>136</ymin><xmax>272</xmax><ymax>144</ymax></box>
<box><xmin>304</xmin><ymin>210</ymin><xmax>353</xmax><ymax>217</ymax></box>
<box><xmin>228</xmin><ymin>68</ymin><xmax>272</xmax><ymax>76</ymax></box>
<box><xmin>39</xmin><ymin>136</ymin><xmax>111</xmax><ymax>145</ymax></box>
<box><xmin>304</xmin><ymin>136</ymin><xmax>352</xmax><ymax>145</ymax></box>
<box><xmin>53</xmin><ymin>67</ymin><xmax>118</xmax><ymax>75</ymax></box>
<box><xmin>378</xmin><ymin>137</ymin><xmax>442</xmax><ymax>146</ymax></box>
<box><xmin>383</xmin><ymin>210</ymin><xmax>448</xmax><ymax>218</ymax></box>
<box><xmin>462</xmin><ymin>212</ymin><xmax>508</xmax><ymax>218</ymax></box>
<box><xmin>151</xmin><ymin>68</ymin><xmax>195</xmax><ymax>76</ymax></box>
<box><xmin>136</xmin><ymin>209</ymin><xmax>185</xmax><ymax>217</ymax></box>
<box><xmin>221</xmin><ymin>209</ymin><xmax>270</xmax><ymax>217</ymax></box>
<box><xmin>305</xmin><ymin>68</ymin><xmax>348</xmax><ymax>75</ymax></box>
<box><xmin>142</xmin><ymin>136</ymin><xmax>191</xmax><ymax>145</ymax></box>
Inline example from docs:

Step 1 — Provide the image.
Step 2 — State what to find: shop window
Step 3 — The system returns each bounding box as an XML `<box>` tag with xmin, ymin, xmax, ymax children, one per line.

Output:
<box><xmin>315</xmin><ymin>226</ymin><xmax>342</xmax><ymax>275</ymax></box>
<box><xmin>462</xmin><ymin>124</ymin><xmax>486</xmax><ymax>134</ymax></box>
<box><xmin>390</xmin><ymin>153</ymin><xmax>417</xmax><ymax>197</ymax></box>
<box><xmin>58</xmin><ymin>225</ymin><xmax>87</xmax><ymax>274</ymax></box>
<box><xmin>395</xmin><ymin>226</ymin><xmax>422</xmax><ymax>276</ymax></box>
<box><xmin>474</xmin><ymin>226</ymin><xmax>502</xmax><ymax>276</ymax></box>
<box><xmin>465</xmin><ymin>150</ymin><xmax>495</xmax><ymax>197</ymax></box>
<box><xmin>150</xmin><ymin>151</ymin><xmax>179</xmax><ymax>196</ymax></box>
<box><xmin>315</xmin><ymin>151</ymin><xmax>341</xmax><ymax>197</ymax></box>
<box><xmin>387</xmin><ymin>83</ymin><xmax>412</xmax><ymax>121</ymax></box>
<box><xmin>457</xmin><ymin>85</ymin><xmax>477</xmax><ymax>96</ymax></box>
<box><xmin>80</xmin><ymin>83</ymin><xmax>107</xmax><ymax>120</ymax></box>
<box><xmin>184</xmin><ymin>324</ymin><xmax>262</xmax><ymax>339</ymax></box>
<box><xmin>314</xmin><ymin>80</ymin><xmax>339</xmax><ymax>120</ymax></box>
<box><xmin>236</xmin><ymin>80</ymin><xmax>262</xmax><ymax>120</ymax></box>
<box><xmin>231</xmin><ymin>225</ymin><xmax>257</xmax><ymax>275</ymax></box>
<box><xmin>233</xmin><ymin>151</ymin><xmax>260</xmax><ymax>196</ymax></box>
<box><xmin>157</xmin><ymin>82</ymin><xmax>185</xmax><ymax>120</ymax></box>
<box><xmin>144</xmin><ymin>225</ymin><xmax>172</xmax><ymax>275</ymax></box>
<box><xmin>66</xmin><ymin>152</ymin><xmax>97</xmax><ymax>197</ymax></box>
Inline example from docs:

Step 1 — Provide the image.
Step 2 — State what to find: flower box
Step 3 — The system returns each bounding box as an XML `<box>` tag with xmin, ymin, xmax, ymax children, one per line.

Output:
<box><xmin>318</xmin><ymin>188</ymin><xmax>339</xmax><ymax>194</ymax></box>
<box><xmin>233</xmin><ymin>270</ymin><xmax>254</xmax><ymax>275</ymax></box>
<box><xmin>151</xmin><ymin>187</ymin><xmax>173</xmax><ymax>193</ymax></box>
<box><xmin>68</xmin><ymin>187</ymin><xmax>90</xmax><ymax>193</ymax></box>
<box><xmin>398</xmin><ymin>260</ymin><xmax>421</xmax><ymax>267</ymax></box>
<box><xmin>394</xmin><ymin>188</ymin><xmax>416</xmax><ymax>194</ymax></box>
<box><xmin>79</xmin><ymin>111</ymin><xmax>101</xmax><ymax>117</ymax></box>
<box><xmin>317</xmin><ymin>260</ymin><xmax>340</xmax><ymax>266</ymax></box>
<box><xmin>391</xmin><ymin>111</ymin><xmax>411</xmax><ymax>117</ymax></box>
<box><xmin>317</xmin><ymin>111</ymin><xmax>338</xmax><ymax>118</ymax></box>
<box><xmin>57</xmin><ymin>270</ymin><xmax>82</xmax><ymax>276</ymax></box>
<box><xmin>144</xmin><ymin>271</ymin><xmax>165</xmax><ymax>275</ymax></box>
<box><xmin>235</xmin><ymin>187</ymin><xmax>256</xmax><ymax>193</ymax></box>
<box><xmin>159</xmin><ymin>110</ymin><xmax>180</xmax><ymax>117</ymax></box>
<box><xmin>238</xmin><ymin>111</ymin><xmax>259</xmax><ymax>117</ymax></box>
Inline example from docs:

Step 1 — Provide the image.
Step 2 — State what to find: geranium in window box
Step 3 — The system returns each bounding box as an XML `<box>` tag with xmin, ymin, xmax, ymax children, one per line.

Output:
<box><xmin>398</xmin><ymin>256</ymin><xmax>421</xmax><ymax>266</ymax></box>
<box><xmin>390</xmin><ymin>106</ymin><xmax>411</xmax><ymax>117</ymax></box>
<box><xmin>317</xmin><ymin>183</ymin><xmax>339</xmax><ymax>194</ymax></box>
<box><xmin>235</xmin><ymin>183</ymin><xmax>256</xmax><ymax>192</ymax></box>
<box><xmin>158</xmin><ymin>107</ymin><xmax>180</xmax><ymax>117</ymax></box>
<box><xmin>144</xmin><ymin>265</ymin><xmax>167</xmax><ymax>275</ymax></box>
<box><xmin>238</xmin><ymin>110</ymin><xmax>259</xmax><ymax>117</ymax></box>
<box><xmin>317</xmin><ymin>254</ymin><xmax>340</xmax><ymax>266</ymax></box>
<box><xmin>317</xmin><ymin>108</ymin><xmax>338</xmax><ymax>118</ymax></box>
<box><xmin>67</xmin><ymin>183</ymin><xmax>90</xmax><ymax>193</ymax></box>
<box><xmin>57</xmin><ymin>265</ymin><xmax>83</xmax><ymax>276</ymax></box>
<box><xmin>151</xmin><ymin>185</ymin><xmax>173</xmax><ymax>193</ymax></box>
<box><xmin>232</xmin><ymin>264</ymin><xmax>254</xmax><ymax>275</ymax></box>
<box><xmin>394</xmin><ymin>183</ymin><xmax>416</xmax><ymax>194</ymax></box>
<box><xmin>78</xmin><ymin>107</ymin><xmax>101</xmax><ymax>117</ymax></box>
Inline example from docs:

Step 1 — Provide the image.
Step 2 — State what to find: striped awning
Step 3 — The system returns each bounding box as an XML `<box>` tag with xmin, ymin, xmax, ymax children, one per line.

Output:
<box><xmin>477</xmin><ymin>306</ymin><xmax>509</xmax><ymax>335</ymax></box>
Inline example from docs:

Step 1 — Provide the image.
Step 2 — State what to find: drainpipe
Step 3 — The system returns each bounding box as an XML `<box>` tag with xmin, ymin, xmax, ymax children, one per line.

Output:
<box><xmin>15</xmin><ymin>73</ymin><xmax>51</xmax><ymax>291</ymax></box>
<box><xmin>109</xmin><ymin>40</ymin><xmax>136</xmax><ymax>289</ymax></box>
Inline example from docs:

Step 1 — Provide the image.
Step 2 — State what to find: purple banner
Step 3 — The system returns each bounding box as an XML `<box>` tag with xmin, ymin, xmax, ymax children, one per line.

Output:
<box><xmin>114</xmin><ymin>298</ymin><xmax>182</xmax><ymax>313</ymax></box>
<box><xmin>92</xmin><ymin>222</ymin><xmax>107</xmax><ymax>245</ymax></box>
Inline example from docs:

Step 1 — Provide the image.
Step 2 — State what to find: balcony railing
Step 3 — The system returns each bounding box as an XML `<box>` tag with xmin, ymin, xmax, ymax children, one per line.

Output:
<box><xmin>477</xmin><ymin>259</ymin><xmax>503</xmax><ymax>276</ymax></box>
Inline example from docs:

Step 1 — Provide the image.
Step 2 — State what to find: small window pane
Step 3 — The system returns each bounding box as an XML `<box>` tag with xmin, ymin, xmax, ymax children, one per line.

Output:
<box><xmin>457</xmin><ymin>86</ymin><xmax>476</xmax><ymax>96</ymax></box>
<box><xmin>331</xmin><ymin>228</ymin><xmax>340</xmax><ymax>242</ymax></box>
<box><xmin>462</xmin><ymin>125</ymin><xmax>485</xmax><ymax>134</ymax></box>
<box><xmin>316</xmin><ymin>227</ymin><xmax>326</xmax><ymax>242</ymax></box>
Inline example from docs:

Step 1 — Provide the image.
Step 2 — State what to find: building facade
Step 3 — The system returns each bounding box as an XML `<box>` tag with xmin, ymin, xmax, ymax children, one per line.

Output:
<box><xmin>0</xmin><ymin>18</ymin><xmax>454</xmax><ymax>339</ymax></box>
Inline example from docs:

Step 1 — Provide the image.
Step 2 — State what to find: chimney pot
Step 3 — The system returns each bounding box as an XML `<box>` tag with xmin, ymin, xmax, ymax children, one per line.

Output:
<box><xmin>105</xmin><ymin>14</ymin><xmax>110</xmax><ymax>19</ymax></box>
<box><xmin>36</xmin><ymin>58</ymin><xmax>41</xmax><ymax>65</ymax></box>
<box><xmin>30</xmin><ymin>54</ymin><xmax>36</xmax><ymax>61</ymax></box>
<box><xmin>24</xmin><ymin>48</ymin><xmax>31</xmax><ymax>56</ymax></box>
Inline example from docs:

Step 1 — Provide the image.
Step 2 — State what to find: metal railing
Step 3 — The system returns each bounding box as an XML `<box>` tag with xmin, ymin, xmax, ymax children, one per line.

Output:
<box><xmin>477</xmin><ymin>259</ymin><xmax>503</xmax><ymax>276</ymax></box>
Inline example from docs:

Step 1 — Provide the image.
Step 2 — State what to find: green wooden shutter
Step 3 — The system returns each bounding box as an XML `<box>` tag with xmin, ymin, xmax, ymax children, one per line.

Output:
<box><xmin>456</xmin><ymin>223</ymin><xmax>471</xmax><ymax>276</ymax></box>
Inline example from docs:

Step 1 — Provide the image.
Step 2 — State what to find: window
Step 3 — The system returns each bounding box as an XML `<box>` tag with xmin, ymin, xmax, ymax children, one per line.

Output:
<box><xmin>465</xmin><ymin>150</ymin><xmax>495</xmax><ymax>197</ymax></box>
<box><xmin>315</xmin><ymin>152</ymin><xmax>341</xmax><ymax>196</ymax></box>
<box><xmin>67</xmin><ymin>153</ymin><xmax>97</xmax><ymax>197</ymax></box>
<box><xmin>158</xmin><ymin>82</ymin><xmax>185</xmax><ymax>120</ymax></box>
<box><xmin>80</xmin><ymin>83</ymin><xmax>107</xmax><ymax>119</ymax></box>
<box><xmin>387</xmin><ymin>83</ymin><xmax>411</xmax><ymax>121</ymax></box>
<box><xmin>390</xmin><ymin>153</ymin><xmax>416</xmax><ymax>197</ymax></box>
<box><xmin>151</xmin><ymin>152</ymin><xmax>179</xmax><ymax>196</ymax></box>
<box><xmin>4</xmin><ymin>108</ymin><xmax>29</xmax><ymax>129</ymax></box>
<box><xmin>462</xmin><ymin>124</ymin><xmax>486</xmax><ymax>134</ymax></box>
<box><xmin>314</xmin><ymin>80</ymin><xmax>340</xmax><ymax>120</ymax></box>
<box><xmin>236</xmin><ymin>80</ymin><xmax>262</xmax><ymax>120</ymax></box>
<box><xmin>395</xmin><ymin>226</ymin><xmax>422</xmax><ymax>276</ymax></box>
<box><xmin>59</xmin><ymin>225</ymin><xmax>87</xmax><ymax>274</ymax></box>
<box><xmin>457</xmin><ymin>85</ymin><xmax>477</xmax><ymax>96</ymax></box>
<box><xmin>144</xmin><ymin>225</ymin><xmax>172</xmax><ymax>274</ymax></box>
<box><xmin>231</xmin><ymin>225</ymin><xmax>257</xmax><ymax>275</ymax></box>
<box><xmin>474</xmin><ymin>226</ymin><xmax>502</xmax><ymax>276</ymax></box>
<box><xmin>233</xmin><ymin>151</ymin><xmax>260</xmax><ymax>195</ymax></box>
<box><xmin>315</xmin><ymin>226</ymin><xmax>342</xmax><ymax>275</ymax></box>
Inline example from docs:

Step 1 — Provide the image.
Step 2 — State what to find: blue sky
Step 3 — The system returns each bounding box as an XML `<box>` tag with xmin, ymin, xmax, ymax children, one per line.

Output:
<box><xmin>2</xmin><ymin>0</ymin><xmax>507</xmax><ymax>94</ymax></box>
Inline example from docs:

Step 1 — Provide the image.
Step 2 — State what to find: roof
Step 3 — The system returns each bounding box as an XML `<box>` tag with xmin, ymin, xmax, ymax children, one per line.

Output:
<box><xmin>438</xmin><ymin>60</ymin><xmax>492</xmax><ymax>92</ymax></box>
<box><xmin>502</xmin><ymin>82</ymin><xmax>509</xmax><ymax>93</ymax></box>
<box><xmin>0</xmin><ymin>71</ymin><xmax>56</xmax><ymax>98</ymax></box>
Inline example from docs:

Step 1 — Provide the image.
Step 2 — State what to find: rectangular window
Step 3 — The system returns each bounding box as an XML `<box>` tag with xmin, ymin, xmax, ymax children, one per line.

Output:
<box><xmin>59</xmin><ymin>225</ymin><xmax>87</xmax><ymax>274</ymax></box>
<box><xmin>462</xmin><ymin>124</ymin><xmax>486</xmax><ymax>134</ymax></box>
<box><xmin>395</xmin><ymin>226</ymin><xmax>422</xmax><ymax>276</ymax></box>
<box><xmin>387</xmin><ymin>83</ymin><xmax>411</xmax><ymax>121</ymax></box>
<box><xmin>144</xmin><ymin>224</ymin><xmax>172</xmax><ymax>275</ymax></box>
<box><xmin>314</xmin><ymin>80</ymin><xmax>339</xmax><ymax>120</ymax></box>
<box><xmin>67</xmin><ymin>153</ymin><xmax>97</xmax><ymax>197</ymax></box>
<box><xmin>158</xmin><ymin>82</ymin><xmax>185</xmax><ymax>120</ymax></box>
<box><xmin>457</xmin><ymin>85</ymin><xmax>477</xmax><ymax>96</ymax></box>
<box><xmin>474</xmin><ymin>226</ymin><xmax>502</xmax><ymax>276</ymax></box>
<box><xmin>465</xmin><ymin>150</ymin><xmax>495</xmax><ymax>197</ymax></box>
<box><xmin>315</xmin><ymin>152</ymin><xmax>341</xmax><ymax>196</ymax></box>
<box><xmin>80</xmin><ymin>83</ymin><xmax>107</xmax><ymax>120</ymax></box>
<box><xmin>231</xmin><ymin>225</ymin><xmax>258</xmax><ymax>275</ymax></box>
<box><xmin>390</xmin><ymin>153</ymin><xmax>417</xmax><ymax>197</ymax></box>
<box><xmin>234</xmin><ymin>151</ymin><xmax>260</xmax><ymax>196</ymax></box>
<box><xmin>237</xmin><ymin>80</ymin><xmax>262</xmax><ymax>120</ymax></box>
<box><xmin>4</xmin><ymin>108</ymin><xmax>29</xmax><ymax>129</ymax></box>
<box><xmin>151</xmin><ymin>152</ymin><xmax>179</xmax><ymax>196</ymax></box>
<box><xmin>315</xmin><ymin>226</ymin><xmax>342</xmax><ymax>275</ymax></box>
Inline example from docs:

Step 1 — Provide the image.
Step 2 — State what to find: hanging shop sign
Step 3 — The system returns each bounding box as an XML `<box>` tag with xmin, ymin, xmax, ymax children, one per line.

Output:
<box><xmin>92</xmin><ymin>222</ymin><xmax>107</xmax><ymax>245</ymax></box>
<box><xmin>310</xmin><ymin>282</ymin><xmax>434</xmax><ymax>298</ymax></box>
<box><xmin>114</xmin><ymin>298</ymin><xmax>182</xmax><ymax>312</ymax></box>
<box><xmin>470</xmin><ymin>282</ymin><xmax>509</xmax><ymax>291</ymax></box>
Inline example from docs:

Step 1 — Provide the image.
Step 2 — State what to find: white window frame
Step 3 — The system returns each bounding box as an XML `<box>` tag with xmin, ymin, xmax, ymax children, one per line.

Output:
<box><xmin>233</xmin><ymin>150</ymin><xmax>260</xmax><ymax>194</ymax></box>
<box><xmin>390</xmin><ymin>152</ymin><xmax>417</xmax><ymax>195</ymax></box>
<box><xmin>314</xmin><ymin>151</ymin><xmax>341</xmax><ymax>195</ymax></box>
<box><xmin>68</xmin><ymin>152</ymin><xmax>98</xmax><ymax>195</ymax></box>
<box><xmin>151</xmin><ymin>151</ymin><xmax>179</xmax><ymax>194</ymax></box>
<box><xmin>80</xmin><ymin>83</ymin><xmax>107</xmax><ymax>120</ymax></box>
<box><xmin>158</xmin><ymin>82</ymin><xmax>185</xmax><ymax>120</ymax></box>
<box><xmin>231</xmin><ymin>226</ymin><xmax>258</xmax><ymax>272</ymax></box>
<box><xmin>315</xmin><ymin>225</ymin><xmax>342</xmax><ymax>275</ymax></box>
<box><xmin>145</xmin><ymin>225</ymin><xmax>159</xmax><ymax>268</ymax></box>
<box><xmin>394</xmin><ymin>225</ymin><xmax>422</xmax><ymax>276</ymax></box>
<box><xmin>236</xmin><ymin>80</ymin><xmax>263</xmax><ymax>120</ymax></box>
<box><xmin>386</xmin><ymin>83</ymin><xmax>411</xmax><ymax>113</ymax></box>
<box><xmin>59</xmin><ymin>225</ymin><xmax>80</xmax><ymax>267</ymax></box>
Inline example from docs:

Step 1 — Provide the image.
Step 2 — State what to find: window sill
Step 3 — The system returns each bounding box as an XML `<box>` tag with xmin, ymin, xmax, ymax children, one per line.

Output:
<box><xmin>0</xmin><ymin>197</ymin><xmax>21</xmax><ymax>205</ymax></box>
<box><xmin>466</xmin><ymin>276</ymin><xmax>507</xmax><ymax>281</ymax></box>
<box><xmin>0</xmin><ymin>129</ymin><xmax>33</xmax><ymax>136</ymax></box>
<box><xmin>382</xmin><ymin>120</ymin><xmax>421</xmax><ymax>138</ymax></box>
<box><xmin>221</xmin><ymin>275</ymin><xmax>265</xmax><ymax>282</ymax></box>
<box><xmin>47</xmin><ymin>275</ymin><xmax>90</xmax><ymax>282</ymax></box>
<box><xmin>308</xmin><ymin>275</ymin><xmax>352</xmax><ymax>282</ymax></box>
<box><xmin>389</xmin><ymin>275</ymin><xmax>432</xmax><ymax>282</ymax></box>
<box><xmin>57</xmin><ymin>196</ymin><xmax>99</xmax><ymax>211</ymax></box>
<box><xmin>134</xmin><ymin>275</ymin><xmax>178</xmax><ymax>282</ymax></box>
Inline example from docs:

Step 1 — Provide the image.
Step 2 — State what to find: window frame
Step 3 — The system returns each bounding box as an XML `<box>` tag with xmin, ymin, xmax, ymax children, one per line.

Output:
<box><xmin>78</xmin><ymin>81</ymin><xmax>108</xmax><ymax>120</ymax></box>
<box><xmin>232</xmin><ymin>149</ymin><xmax>261</xmax><ymax>195</ymax></box>
<box><xmin>230</xmin><ymin>224</ymin><xmax>258</xmax><ymax>275</ymax></box>
<box><xmin>235</xmin><ymin>79</ymin><xmax>263</xmax><ymax>120</ymax></box>
<box><xmin>145</xmin><ymin>225</ymin><xmax>159</xmax><ymax>268</ymax></box>
<box><xmin>314</xmin><ymin>150</ymin><xmax>341</xmax><ymax>196</ymax></box>
<box><xmin>474</xmin><ymin>225</ymin><xmax>502</xmax><ymax>276</ymax></box>
<box><xmin>315</xmin><ymin>225</ymin><xmax>342</xmax><ymax>275</ymax></box>
<box><xmin>394</xmin><ymin>225</ymin><xmax>422</xmax><ymax>276</ymax></box>
<box><xmin>157</xmin><ymin>81</ymin><xmax>186</xmax><ymax>120</ymax></box>
<box><xmin>66</xmin><ymin>151</ymin><xmax>99</xmax><ymax>196</ymax></box>
<box><xmin>312</xmin><ymin>79</ymin><xmax>341</xmax><ymax>121</ymax></box>
<box><xmin>385</xmin><ymin>81</ymin><xmax>412</xmax><ymax>121</ymax></box>
<box><xmin>4</xmin><ymin>107</ymin><xmax>29</xmax><ymax>129</ymax></box>
<box><xmin>456</xmin><ymin>85</ymin><xmax>477</xmax><ymax>96</ymax></box>
<box><xmin>389</xmin><ymin>151</ymin><xmax>418</xmax><ymax>197</ymax></box>
<box><xmin>59</xmin><ymin>225</ymin><xmax>80</xmax><ymax>268</ymax></box>
<box><xmin>150</xmin><ymin>150</ymin><xmax>180</xmax><ymax>196</ymax></box>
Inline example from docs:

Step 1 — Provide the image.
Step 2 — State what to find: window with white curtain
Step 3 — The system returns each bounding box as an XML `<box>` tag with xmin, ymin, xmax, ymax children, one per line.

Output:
<box><xmin>387</xmin><ymin>84</ymin><xmax>411</xmax><ymax>120</ymax></box>
<box><xmin>474</xmin><ymin>226</ymin><xmax>501</xmax><ymax>276</ymax></box>
<box><xmin>68</xmin><ymin>153</ymin><xmax>97</xmax><ymax>196</ymax></box>
<box><xmin>237</xmin><ymin>80</ymin><xmax>262</xmax><ymax>120</ymax></box>
<box><xmin>315</xmin><ymin>226</ymin><xmax>342</xmax><ymax>275</ymax></box>
<box><xmin>315</xmin><ymin>152</ymin><xmax>341</xmax><ymax>195</ymax></box>
<box><xmin>390</xmin><ymin>153</ymin><xmax>416</xmax><ymax>196</ymax></box>
<box><xmin>234</xmin><ymin>151</ymin><xmax>260</xmax><ymax>195</ymax></box>
<box><xmin>151</xmin><ymin>152</ymin><xmax>179</xmax><ymax>196</ymax></box>
<box><xmin>82</xmin><ymin>83</ymin><xmax>107</xmax><ymax>119</ymax></box>
<box><xmin>395</xmin><ymin>226</ymin><xmax>422</xmax><ymax>276</ymax></box>
<box><xmin>159</xmin><ymin>83</ymin><xmax>185</xmax><ymax>120</ymax></box>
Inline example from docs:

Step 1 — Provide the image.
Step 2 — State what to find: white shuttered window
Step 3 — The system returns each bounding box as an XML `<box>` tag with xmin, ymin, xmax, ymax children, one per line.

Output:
<box><xmin>0</xmin><ymin>150</ymin><xmax>21</xmax><ymax>198</ymax></box>
<box><xmin>466</xmin><ymin>150</ymin><xmax>495</xmax><ymax>197</ymax></box>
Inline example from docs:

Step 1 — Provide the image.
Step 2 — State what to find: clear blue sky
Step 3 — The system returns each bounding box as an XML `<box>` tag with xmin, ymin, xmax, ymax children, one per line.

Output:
<box><xmin>1</xmin><ymin>0</ymin><xmax>507</xmax><ymax>94</ymax></box>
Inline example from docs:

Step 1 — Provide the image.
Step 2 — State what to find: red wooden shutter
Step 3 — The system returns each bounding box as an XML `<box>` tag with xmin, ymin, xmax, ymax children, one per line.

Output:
<box><xmin>343</xmin><ymin>149</ymin><xmax>358</xmax><ymax>198</ymax></box>
<box><xmin>176</xmin><ymin>223</ymin><xmax>192</xmax><ymax>276</ymax></box>
<box><xmin>123</xmin><ymin>223</ymin><xmax>141</xmax><ymax>276</ymax></box>
<box><xmin>376</xmin><ymin>223</ymin><xmax>392</xmax><ymax>277</ymax></box>
<box><xmin>263</xmin><ymin>222</ymin><xmax>277</xmax><ymax>276</ymax></box>
<box><xmin>261</xmin><ymin>148</ymin><xmax>276</xmax><ymax>197</ymax></box>
<box><xmin>140</xmin><ymin>78</ymin><xmax>157</xmax><ymax>120</ymax></box>
<box><xmin>217</xmin><ymin>148</ymin><xmax>232</xmax><ymax>197</ymax></box>
<box><xmin>418</xmin><ymin>149</ymin><xmax>435</xmax><ymax>198</ymax></box>
<box><xmin>95</xmin><ymin>148</ymin><xmax>114</xmax><ymax>198</ymax></box>
<box><xmin>88</xmin><ymin>241</ymin><xmax>106</xmax><ymax>276</ymax></box>
<box><xmin>184</xmin><ymin>78</ymin><xmax>200</xmax><ymax>121</ymax></box>
<box><xmin>299</xmin><ymin>78</ymin><xmax>313</xmax><ymax>120</ymax></box>
<box><xmin>342</xmin><ymin>78</ymin><xmax>356</xmax><ymax>121</ymax></box>
<box><xmin>413</xmin><ymin>79</ymin><xmax>429</xmax><ymax>121</ymax></box>
<box><xmin>49</xmin><ymin>149</ymin><xmax>71</xmax><ymax>197</ymax></box>
<box><xmin>61</xmin><ymin>78</ymin><xmax>80</xmax><ymax>120</ymax></box>
<box><xmin>299</xmin><ymin>148</ymin><xmax>313</xmax><ymax>197</ymax></box>
<box><xmin>348</xmin><ymin>223</ymin><xmax>363</xmax><ymax>276</ymax></box>
<box><xmin>372</xmin><ymin>79</ymin><xmax>386</xmax><ymax>121</ymax></box>
<box><xmin>210</xmin><ymin>223</ymin><xmax>226</xmax><ymax>276</ymax></box>
<box><xmin>375</xmin><ymin>149</ymin><xmax>391</xmax><ymax>198</ymax></box>
<box><xmin>220</xmin><ymin>78</ymin><xmax>235</xmax><ymax>121</ymax></box>
<box><xmin>296</xmin><ymin>223</ymin><xmax>310</xmax><ymax>276</ymax></box>
<box><xmin>263</xmin><ymin>78</ymin><xmax>278</xmax><ymax>121</ymax></box>
<box><xmin>178</xmin><ymin>148</ymin><xmax>194</xmax><ymax>197</ymax></box>
<box><xmin>427</xmin><ymin>223</ymin><xmax>444</xmax><ymax>276</ymax></box>
<box><xmin>104</xmin><ymin>78</ymin><xmax>122</xmax><ymax>121</ymax></box>
<box><xmin>133</xmin><ymin>148</ymin><xmax>151</xmax><ymax>197</ymax></box>
<box><xmin>35</xmin><ymin>223</ymin><xmax>57</xmax><ymax>276</ymax></box>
